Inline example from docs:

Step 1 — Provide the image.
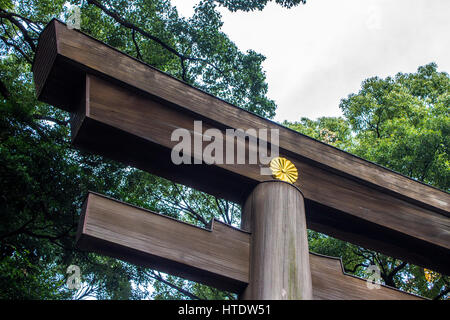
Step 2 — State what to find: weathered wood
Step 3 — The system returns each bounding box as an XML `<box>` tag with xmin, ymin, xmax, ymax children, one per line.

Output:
<box><xmin>241</xmin><ymin>181</ymin><xmax>313</xmax><ymax>299</ymax></box>
<box><xmin>71</xmin><ymin>73</ymin><xmax>450</xmax><ymax>274</ymax></box>
<box><xmin>309</xmin><ymin>253</ymin><xmax>423</xmax><ymax>300</ymax></box>
<box><xmin>32</xmin><ymin>20</ymin><xmax>450</xmax><ymax>274</ymax></box>
<box><xmin>77</xmin><ymin>191</ymin><xmax>424</xmax><ymax>299</ymax></box>
<box><xmin>76</xmin><ymin>192</ymin><xmax>250</xmax><ymax>293</ymax></box>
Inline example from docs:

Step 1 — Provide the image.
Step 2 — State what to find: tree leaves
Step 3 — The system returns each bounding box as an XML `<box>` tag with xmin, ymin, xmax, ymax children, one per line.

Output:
<box><xmin>340</xmin><ymin>63</ymin><xmax>449</xmax><ymax>191</ymax></box>
<box><xmin>285</xmin><ymin>63</ymin><xmax>449</xmax><ymax>300</ymax></box>
<box><xmin>0</xmin><ymin>0</ymin><xmax>277</xmax><ymax>300</ymax></box>
<box><xmin>214</xmin><ymin>0</ymin><xmax>306</xmax><ymax>12</ymax></box>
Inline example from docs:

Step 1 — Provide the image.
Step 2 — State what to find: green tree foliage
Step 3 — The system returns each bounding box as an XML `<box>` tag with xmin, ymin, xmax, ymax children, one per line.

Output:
<box><xmin>82</xmin><ymin>0</ymin><xmax>277</xmax><ymax>119</ymax></box>
<box><xmin>214</xmin><ymin>0</ymin><xmax>306</xmax><ymax>12</ymax></box>
<box><xmin>284</xmin><ymin>63</ymin><xmax>449</xmax><ymax>300</ymax></box>
<box><xmin>341</xmin><ymin>63</ymin><xmax>449</xmax><ymax>190</ymax></box>
<box><xmin>282</xmin><ymin>116</ymin><xmax>352</xmax><ymax>150</ymax></box>
<box><xmin>0</xmin><ymin>0</ymin><xmax>277</xmax><ymax>299</ymax></box>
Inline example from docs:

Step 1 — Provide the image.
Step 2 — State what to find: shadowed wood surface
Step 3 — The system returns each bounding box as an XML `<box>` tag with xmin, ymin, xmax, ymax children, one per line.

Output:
<box><xmin>309</xmin><ymin>253</ymin><xmax>423</xmax><ymax>300</ymax></box>
<box><xmin>241</xmin><ymin>181</ymin><xmax>313</xmax><ymax>300</ymax></box>
<box><xmin>33</xmin><ymin>20</ymin><xmax>449</xmax><ymax>274</ymax></box>
<box><xmin>77</xmin><ymin>192</ymin><xmax>424</xmax><ymax>299</ymax></box>
<box><xmin>76</xmin><ymin>192</ymin><xmax>251</xmax><ymax>293</ymax></box>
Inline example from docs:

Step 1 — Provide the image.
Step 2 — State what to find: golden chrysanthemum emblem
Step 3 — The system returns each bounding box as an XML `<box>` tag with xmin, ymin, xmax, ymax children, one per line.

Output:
<box><xmin>270</xmin><ymin>157</ymin><xmax>298</xmax><ymax>184</ymax></box>
<box><xmin>424</xmin><ymin>269</ymin><xmax>439</xmax><ymax>283</ymax></box>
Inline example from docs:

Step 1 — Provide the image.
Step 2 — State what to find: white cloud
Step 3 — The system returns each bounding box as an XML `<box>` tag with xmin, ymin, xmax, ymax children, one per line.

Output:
<box><xmin>171</xmin><ymin>0</ymin><xmax>450</xmax><ymax>121</ymax></box>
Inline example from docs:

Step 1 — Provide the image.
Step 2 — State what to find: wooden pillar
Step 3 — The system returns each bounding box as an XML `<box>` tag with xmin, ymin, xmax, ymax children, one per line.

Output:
<box><xmin>240</xmin><ymin>181</ymin><xmax>313</xmax><ymax>300</ymax></box>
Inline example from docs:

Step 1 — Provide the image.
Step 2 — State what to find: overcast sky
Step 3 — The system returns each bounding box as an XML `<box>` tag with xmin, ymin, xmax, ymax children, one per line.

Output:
<box><xmin>171</xmin><ymin>0</ymin><xmax>450</xmax><ymax>122</ymax></box>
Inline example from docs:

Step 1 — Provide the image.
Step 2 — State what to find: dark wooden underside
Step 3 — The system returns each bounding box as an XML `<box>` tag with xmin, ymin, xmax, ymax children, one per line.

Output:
<box><xmin>33</xmin><ymin>20</ymin><xmax>450</xmax><ymax>274</ymax></box>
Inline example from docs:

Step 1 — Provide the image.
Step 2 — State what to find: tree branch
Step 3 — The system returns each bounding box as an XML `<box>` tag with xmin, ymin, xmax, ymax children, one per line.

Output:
<box><xmin>0</xmin><ymin>35</ymin><xmax>33</xmax><ymax>64</ymax></box>
<box><xmin>153</xmin><ymin>192</ymin><xmax>208</xmax><ymax>227</ymax></box>
<box><xmin>0</xmin><ymin>218</ymin><xmax>35</xmax><ymax>240</ymax></box>
<box><xmin>0</xmin><ymin>10</ymin><xmax>37</xmax><ymax>51</ymax></box>
<box><xmin>22</xmin><ymin>223</ymin><xmax>76</xmax><ymax>241</ymax></box>
<box><xmin>390</xmin><ymin>261</ymin><xmax>407</xmax><ymax>276</ymax></box>
<box><xmin>131</xmin><ymin>29</ymin><xmax>143</xmax><ymax>61</ymax></box>
<box><xmin>0</xmin><ymin>77</ymin><xmax>10</xmax><ymax>99</ymax></box>
<box><xmin>33</xmin><ymin>114</ymin><xmax>70</xmax><ymax>126</ymax></box>
<box><xmin>0</xmin><ymin>10</ymin><xmax>43</xmax><ymax>30</ymax></box>
<box><xmin>87</xmin><ymin>0</ymin><xmax>182</xmax><ymax>58</ymax></box>
<box><xmin>172</xmin><ymin>183</ymin><xmax>208</xmax><ymax>226</ymax></box>
<box><xmin>74</xmin><ymin>283</ymin><xmax>99</xmax><ymax>300</ymax></box>
<box><xmin>433</xmin><ymin>286</ymin><xmax>449</xmax><ymax>300</ymax></box>
<box><xmin>146</xmin><ymin>271</ymin><xmax>202</xmax><ymax>300</ymax></box>
<box><xmin>215</xmin><ymin>197</ymin><xmax>232</xmax><ymax>225</ymax></box>
<box><xmin>87</xmin><ymin>0</ymin><xmax>223</xmax><ymax>82</ymax></box>
<box><xmin>180</xmin><ymin>57</ymin><xmax>187</xmax><ymax>81</ymax></box>
<box><xmin>344</xmin><ymin>263</ymin><xmax>369</xmax><ymax>274</ymax></box>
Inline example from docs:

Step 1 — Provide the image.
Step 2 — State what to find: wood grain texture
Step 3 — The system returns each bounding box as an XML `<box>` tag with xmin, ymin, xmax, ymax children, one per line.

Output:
<box><xmin>32</xmin><ymin>21</ymin><xmax>57</xmax><ymax>100</ymax></box>
<box><xmin>76</xmin><ymin>192</ymin><xmax>250</xmax><ymax>293</ymax></box>
<box><xmin>309</xmin><ymin>253</ymin><xmax>423</xmax><ymax>300</ymax></box>
<box><xmin>241</xmin><ymin>181</ymin><xmax>313</xmax><ymax>300</ymax></box>
<box><xmin>71</xmin><ymin>74</ymin><xmax>450</xmax><ymax>274</ymax></box>
<box><xmin>32</xmin><ymin>19</ymin><xmax>449</xmax><ymax>217</ymax></box>
<box><xmin>77</xmin><ymin>191</ymin><xmax>424</xmax><ymax>299</ymax></box>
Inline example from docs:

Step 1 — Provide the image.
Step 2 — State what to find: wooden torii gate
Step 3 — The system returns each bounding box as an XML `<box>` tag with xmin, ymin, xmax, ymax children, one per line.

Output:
<box><xmin>32</xmin><ymin>20</ymin><xmax>449</xmax><ymax>300</ymax></box>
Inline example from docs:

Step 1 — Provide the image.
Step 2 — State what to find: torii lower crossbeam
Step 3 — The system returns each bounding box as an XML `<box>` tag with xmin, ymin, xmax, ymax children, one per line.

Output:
<box><xmin>77</xmin><ymin>191</ymin><xmax>423</xmax><ymax>300</ymax></box>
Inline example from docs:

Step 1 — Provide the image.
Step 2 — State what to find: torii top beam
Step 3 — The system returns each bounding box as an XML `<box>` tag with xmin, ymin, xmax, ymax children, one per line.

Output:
<box><xmin>32</xmin><ymin>20</ymin><xmax>449</xmax><ymax>274</ymax></box>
